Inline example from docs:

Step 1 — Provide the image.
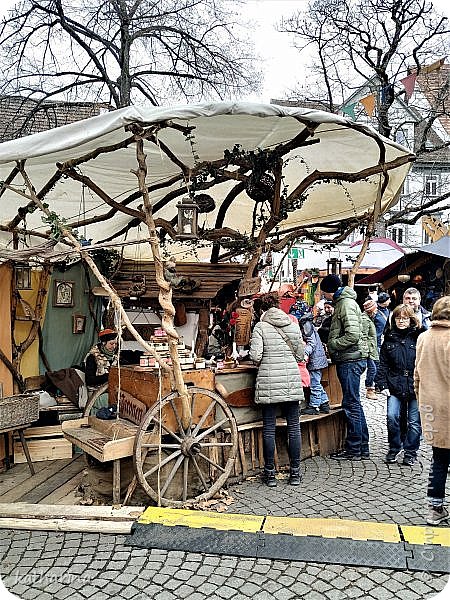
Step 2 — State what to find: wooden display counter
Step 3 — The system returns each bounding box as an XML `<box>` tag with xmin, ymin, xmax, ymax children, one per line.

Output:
<box><xmin>61</xmin><ymin>363</ymin><xmax>345</xmax><ymax>503</ymax></box>
<box><xmin>321</xmin><ymin>362</ymin><xmax>342</xmax><ymax>407</ymax></box>
<box><xmin>108</xmin><ymin>363</ymin><xmax>345</xmax><ymax>468</ymax></box>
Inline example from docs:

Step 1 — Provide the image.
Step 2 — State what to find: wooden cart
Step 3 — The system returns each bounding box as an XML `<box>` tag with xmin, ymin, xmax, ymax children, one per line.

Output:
<box><xmin>62</xmin><ymin>363</ymin><xmax>345</xmax><ymax>507</ymax></box>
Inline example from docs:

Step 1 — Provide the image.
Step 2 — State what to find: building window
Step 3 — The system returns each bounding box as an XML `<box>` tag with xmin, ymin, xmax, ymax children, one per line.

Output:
<box><xmin>425</xmin><ymin>175</ymin><xmax>439</xmax><ymax>197</ymax></box>
<box><xmin>390</xmin><ymin>227</ymin><xmax>404</xmax><ymax>244</ymax></box>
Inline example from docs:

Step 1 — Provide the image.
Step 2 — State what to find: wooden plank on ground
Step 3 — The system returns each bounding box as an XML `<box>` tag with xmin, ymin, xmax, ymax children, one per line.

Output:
<box><xmin>0</xmin><ymin>503</ymin><xmax>144</xmax><ymax>521</ymax></box>
<box><xmin>15</xmin><ymin>456</ymin><xmax>86</xmax><ymax>504</ymax></box>
<box><xmin>14</xmin><ymin>437</ymin><xmax>73</xmax><ymax>463</ymax></box>
<box><xmin>0</xmin><ymin>457</ymin><xmax>79</xmax><ymax>503</ymax></box>
<box><xmin>0</xmin><ymin>460</ymin><xmax>50</xmax><ymax>497</ymax></box>
<box><xmin>0</xmin><ymin>518</ymin><xmax>134</xmax><ymax>534</ymax></box>
<box><xmin>38</xmin><ymin>470</ymin><xmax>85</xmax><ymax>505</ymax></box>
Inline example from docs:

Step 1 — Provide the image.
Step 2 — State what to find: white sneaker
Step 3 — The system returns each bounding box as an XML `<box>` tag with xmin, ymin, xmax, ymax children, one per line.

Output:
<box><xmin>426</xmin><ymin>505</ymin><xmax>449</xmax><ymax>525</ymax></box>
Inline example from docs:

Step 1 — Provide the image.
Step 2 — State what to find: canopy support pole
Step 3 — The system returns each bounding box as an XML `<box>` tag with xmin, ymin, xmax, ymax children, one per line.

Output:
<box><xmin>130</xmin><ymin>127</ymin><xmax>191</xmax><ymax>430</ymax></box>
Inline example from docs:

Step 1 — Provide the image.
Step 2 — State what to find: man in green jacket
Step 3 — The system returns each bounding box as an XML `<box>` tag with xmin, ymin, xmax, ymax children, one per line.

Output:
<box><xmin>320</xmin><ymin>274</ymin><xmax>370</xmax><ymax>460</ymax></box>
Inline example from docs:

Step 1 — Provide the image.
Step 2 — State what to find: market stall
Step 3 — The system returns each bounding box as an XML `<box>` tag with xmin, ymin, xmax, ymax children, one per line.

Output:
<box><xmin>0</xmin><ymin>101</ymin><xmax>414</xmax><ymax>506</ymax></box>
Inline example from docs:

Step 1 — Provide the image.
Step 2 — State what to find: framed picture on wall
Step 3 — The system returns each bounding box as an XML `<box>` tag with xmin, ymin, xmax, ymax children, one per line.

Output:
<box><xmin>72</xmin><ymin>314</ymin><xmax>86</xmax><ymax>334</ymax></box>
<box><xmin>53</xmin><ymin>280</ymin><xmax>74</xmax><ymax>307</ymax></box>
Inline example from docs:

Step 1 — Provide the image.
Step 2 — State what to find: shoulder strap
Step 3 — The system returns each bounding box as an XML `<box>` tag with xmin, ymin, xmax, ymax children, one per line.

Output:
<box><xmin>378</xmin><ymin>310</ymin><xmax>388</xmax><ymax>324</ymax></box>
<box><xmin>263</xmin><ymin>321</ymin><xmax>297</xmax><ymax>357</ymax></box>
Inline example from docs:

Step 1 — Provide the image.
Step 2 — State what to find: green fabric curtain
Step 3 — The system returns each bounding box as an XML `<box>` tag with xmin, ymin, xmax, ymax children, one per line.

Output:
<box><xmin>40</xmin><ymin>262</ymin><xmax>103</xmax><ymax>373</ymax></box>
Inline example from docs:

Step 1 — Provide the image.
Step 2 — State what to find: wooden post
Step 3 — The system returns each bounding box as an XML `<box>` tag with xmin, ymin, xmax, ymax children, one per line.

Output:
<box><xmin>112</xmin><ymin>459</ymin><xmax>121</xmax><ymax>505</ymax></box>
<box><xmin>132</xmin><ymin>131</ymin><xmax>191</xmax><ymax>429</ymax></box>
<box><xmin>347</xmin><ymin>217</ymin><xmax>375</xmax><ymax>288</ymax></box>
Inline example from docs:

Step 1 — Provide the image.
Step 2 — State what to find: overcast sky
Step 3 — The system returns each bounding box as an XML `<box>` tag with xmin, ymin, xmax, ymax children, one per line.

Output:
<box><xmin>0</xmin><ymin>0</ymin><xmax>448</xmax><ymax>104</ymax></box>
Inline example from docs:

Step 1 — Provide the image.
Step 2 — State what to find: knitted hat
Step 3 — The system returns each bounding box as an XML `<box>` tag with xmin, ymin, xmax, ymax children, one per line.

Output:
<box><xmin>320</xmin><ymin>274</ymin><xmax>342</xmax><ymax>293</ymax></box>
<box><xmin>363</xmin><ymin>299</ymin><xmax>377</xmax><ymax>314</ymax></box>
<box><xmin>377</xmin><ymin>292</ymin><xmax>390</xmax><ymax>304</ymax></box>
<box><xmin>98</xmin><ymin>328</ymin><xmax>117</xmax><ymax>342</ymax></box>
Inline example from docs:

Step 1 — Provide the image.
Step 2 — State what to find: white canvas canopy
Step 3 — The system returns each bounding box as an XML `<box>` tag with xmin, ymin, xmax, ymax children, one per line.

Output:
<box><xmin>0</xmin><ymin>101</ymin><xmax>414</xmax><ymax>261</ymax></box>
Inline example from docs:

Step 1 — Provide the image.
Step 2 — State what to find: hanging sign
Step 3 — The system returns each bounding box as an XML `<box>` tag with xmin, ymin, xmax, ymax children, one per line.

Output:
<box><xmin>238</xmin><ymin>276</ymin><xmax>261</xmax><ymax>298</ymax></box>
<box><xmin>288</xmin><ymin>248</ymin><xmax>304</xmax><ymax>259</ymax></box>
<box><xmin>234</xmin><ymin>308</ymin><xmax>253</xmax><ymax>346</ymax></box>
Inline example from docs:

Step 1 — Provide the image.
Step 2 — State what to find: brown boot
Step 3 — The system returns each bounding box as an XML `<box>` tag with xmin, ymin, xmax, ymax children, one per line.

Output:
<box><xmin>365</xmin><ymin>388</ymin><xmax>378</xmax><ymax>400</ymax></box>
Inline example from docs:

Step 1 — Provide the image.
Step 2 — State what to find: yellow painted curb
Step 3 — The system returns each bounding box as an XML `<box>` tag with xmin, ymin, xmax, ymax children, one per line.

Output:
<box><xmin>401</xmin><ymin>525</ymin><xmax>450</xmax><ymax>547</ymax></box>
<box><xmin>138</xmin><ymin>507</ymin><xmax>264</xmax><ymax>532</ymax></box>
<box><xmin>263</xmin><ymin>516</ymin><xmax>401</xmax><ymax>542</ymax></box>
<box><xmin>137</xmin><ymin>508</ymin><xmax>450</xmax><ymax>547</ymax></box>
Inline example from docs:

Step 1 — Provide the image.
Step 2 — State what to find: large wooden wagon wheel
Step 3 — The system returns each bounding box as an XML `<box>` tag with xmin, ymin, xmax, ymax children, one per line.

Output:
<box><xmin>133</xmin><ymin>386</ymin><xmax>238</xmax><ymax>507</ymax></box>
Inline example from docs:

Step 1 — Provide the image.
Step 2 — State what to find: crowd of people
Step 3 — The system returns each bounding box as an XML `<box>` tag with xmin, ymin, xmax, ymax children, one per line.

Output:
<box><xmin>86</xmin><ymin>280</ymin><xmax>448</xmax><ymax>527</ymax></box>
<box><xmin>247</xmin><ymin>278</ymin><xmax>449</xmax><ymax>527</ymax></box>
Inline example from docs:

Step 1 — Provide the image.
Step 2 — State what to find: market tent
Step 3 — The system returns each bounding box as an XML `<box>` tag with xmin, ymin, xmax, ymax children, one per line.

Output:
<box><xmin>420</xmin><ymin>235</ymin><xmax>450</xmax><ymax>259</ymax></box>
<box><xmin>0</xmin><ymin>101</ymin><xmax>414</xmax><ymax>260</ymax></box>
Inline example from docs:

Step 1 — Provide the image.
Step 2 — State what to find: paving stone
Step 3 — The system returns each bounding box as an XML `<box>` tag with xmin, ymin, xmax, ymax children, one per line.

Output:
<box><xmin>366</xmin><ymin>570</ymin><xmax>391</xmax><ymax>584</ymax></box>
<box><xmin>394</xmin><ymin>589</ymin><xmax>420</xmax><ymax>600</ymax></box>
<box><xmin>154</xmin><ymin>591</ymin><xmax>177</xmax><ymax>600</ymax></box>
<box><xmin>303</xmin><ymin>591</ymin><xmax>328</xmax><ymax>600</ymax></box>
<box><xmin>116</xmin><ymin>585</ymin><xmax>141</xmax><ymax>599</ymax></box>
<box><xmin>196</xmin><ymin>582</ymin><xmax>219</xmax><ymax>595</ymax></box>
<box><xmin>324</xmin><ymin>590</ymin><xmax>348</xmax><ymax>600</ymax></box>
<box><xmin>273</xmin><ymin>588</ymin><xmax>296</xmax><ymax>599</ymax></box>
<box><xmin>102</xmin><ymin>582</ymin><xmax>125</xmax><ymax>595</ymax></box>
<box><xmin>215</xmin><ymin>585</ymin><xmax>237</xmax><ymax>599</ymax></box>
<box><xmin>115</xmin><ymin>573</ymin><xmax>137</xmax><ymax>585</ymax></box>
<box><xmin>312</xmin><ymin>579</ymin><xmax>333</xmax><ymax>593</ymax></box>
<box><xmin>368</xmin><ymin>586</ymin><xmax>395</xmax><ymax>600</ymax></box>
<box><xmin>405</xmin><ymin>579</ymin><xmax>436</xmax><ymax>595</ymax></box>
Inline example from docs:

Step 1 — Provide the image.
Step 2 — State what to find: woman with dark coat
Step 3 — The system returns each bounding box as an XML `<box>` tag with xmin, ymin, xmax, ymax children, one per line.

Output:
<box><xmin>375</xmin><ymin>304</ymin><xmax>424</xmax><ymax>466</ymax></box>
<box><xmin>249</xmin><ymin>292</ymin><xmax>305</xmax><ymax>487</ymax></box>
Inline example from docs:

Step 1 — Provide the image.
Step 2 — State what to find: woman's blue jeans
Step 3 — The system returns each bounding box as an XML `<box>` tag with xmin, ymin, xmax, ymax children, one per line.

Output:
<box><xmin>386</xmin><ymin>394</ymin><xmax>421</xmax><ymax>457</ymax></box>
<box><xmin>336</xmin><ymin>360</ymin><xmax>369</xmax><ymax>456</ymax></box>
<box><xmin>261</xmin><ymin>402</ymin><xmax>301</xmax><ymax>471</ymax></box>
<box><xmin>365</xmin><ymin>358</ymin><xmax>379</xmax><ymax>388</ymax></box>
<box><xmin>428</xmin><ymin>447</ymin><xmax>450</xmax><ymax>503</ymax></box>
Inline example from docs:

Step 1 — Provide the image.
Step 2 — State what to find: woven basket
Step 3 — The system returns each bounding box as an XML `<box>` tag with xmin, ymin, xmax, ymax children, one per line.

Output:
<box><xmin>0</xmin><ymin>393</ymin><xmax>40</xmax><ymax>430</ymax></box>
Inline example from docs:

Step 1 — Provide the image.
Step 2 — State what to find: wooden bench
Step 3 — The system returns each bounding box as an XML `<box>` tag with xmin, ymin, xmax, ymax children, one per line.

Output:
<box><xmin>61</xmin><ymin>392</ymin><xmax>156</xmax><ymax>504</ymax></box>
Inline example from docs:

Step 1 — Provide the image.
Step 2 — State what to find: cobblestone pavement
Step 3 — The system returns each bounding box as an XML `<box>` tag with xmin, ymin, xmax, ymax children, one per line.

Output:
<box><xmin>230</xmin><ymin>395</ymin><xmax>437</xmax><ymax>525</ymax></box>
<box><xmin>1</xmin><ymin>393</ymin><xmax>449</xmax><ymax>599</ymax></box>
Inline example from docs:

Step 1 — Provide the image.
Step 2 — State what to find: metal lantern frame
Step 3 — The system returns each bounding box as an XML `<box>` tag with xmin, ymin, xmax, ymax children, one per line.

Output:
<box><xmin>176</xmin><ymin>197</ymin><xmax>199</xmax><ymax>239</ymax></box>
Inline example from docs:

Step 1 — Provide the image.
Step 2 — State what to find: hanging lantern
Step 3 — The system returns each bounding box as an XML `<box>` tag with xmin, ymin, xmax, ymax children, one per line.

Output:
<box><xmin>176</xmin><ymin>198</ymin><xmax>199</xmax><ymax>239</ymax></box>
<box><xmin>398</xmin><ymin>272</ymin><xmax>411</xmax><ymax>283</ymax></box>
<box><xmin>327</xmin><ymin>258</ymin><xmax>342</xmax><ymax>275</ymax></box>
<box><xmin>15</xmin><ymin>264</ymin><xmax>32</xmax><ymax>290</ymax></box>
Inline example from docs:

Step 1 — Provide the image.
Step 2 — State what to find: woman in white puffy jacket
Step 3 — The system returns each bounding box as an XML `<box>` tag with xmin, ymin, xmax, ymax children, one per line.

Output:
<box><xmin>250</xmin><ymin>293</ymin><xmax>304</xmax><ymax>488</ymax></box>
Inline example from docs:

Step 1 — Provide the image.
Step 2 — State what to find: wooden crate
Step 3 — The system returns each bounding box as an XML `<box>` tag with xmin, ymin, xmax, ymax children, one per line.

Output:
<box><xmin>13</xmin><ymin>425</ymin><xmax>73</xmax><ymax>463</ymax></box>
